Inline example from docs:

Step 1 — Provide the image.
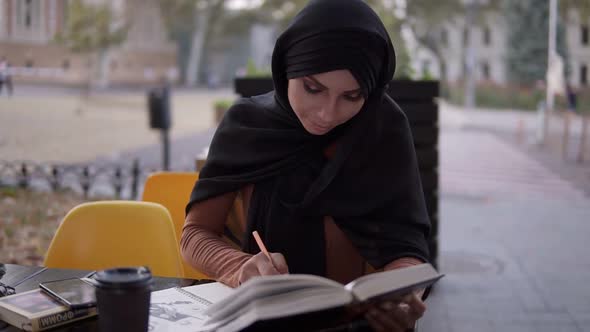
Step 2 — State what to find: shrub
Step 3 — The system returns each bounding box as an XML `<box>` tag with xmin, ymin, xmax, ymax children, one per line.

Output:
<box><xmin>445</xmin><ymin>82</ymin><xmax>590</xmax><ymax>113</ymax></box>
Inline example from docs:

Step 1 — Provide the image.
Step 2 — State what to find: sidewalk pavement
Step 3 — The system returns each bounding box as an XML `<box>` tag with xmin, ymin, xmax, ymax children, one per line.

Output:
<box><xmin>419</xmin><ymin>105</ymin><xmax>590</xmax><ymax>332</ymax></box>
<box><xmin>440</xmin><ymin>100</ymin><xmax>588</xmax><ymax>138</ymax></box>
<box><xmin>440</xmin><ymin>101</ymin><xmax>590</xmax><ymax>197</ymax></box>
<box><xmin>1</xmin><ymin>83</ymin><xmax>235</xmax><ymax>97</ymax></box>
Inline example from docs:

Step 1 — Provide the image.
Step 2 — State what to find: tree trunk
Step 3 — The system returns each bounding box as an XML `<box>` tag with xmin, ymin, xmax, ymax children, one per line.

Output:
<box><xmin>414</xmin><ymin>32</ymin><xmax>446</xmax><ymax>84</ymax></box>
<box><xmin>562</xmin><ymin>111</ymin><xmax>571</xmax><ymax>160</ymax></box>
<box><xmin>185</xmin><ymin>8</ymin><xmax>211</xmax><ymax>87</ymax></box>
<box><xmin>578</xmin><ymin>115</ymin><xmax>589</xmax><ymax>163</ymax></box>
<box><xmin>96</xmin><ymin>48</ymin><xmax>111</xmax><ymax>89</ymax></box>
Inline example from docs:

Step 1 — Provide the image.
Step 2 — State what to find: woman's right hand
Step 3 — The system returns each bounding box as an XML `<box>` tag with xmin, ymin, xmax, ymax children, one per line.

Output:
<box><xmin>237</xmin><ymin>252</ymin><xmax>289</xmax><ymax>285</ymax></box>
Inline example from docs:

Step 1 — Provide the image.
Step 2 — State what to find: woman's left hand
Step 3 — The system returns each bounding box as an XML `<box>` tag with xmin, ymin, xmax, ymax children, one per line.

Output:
<box><xmin>364</xmin><ymin>292</ymin><xmax>426</xmax><ymax>332</ymax></box>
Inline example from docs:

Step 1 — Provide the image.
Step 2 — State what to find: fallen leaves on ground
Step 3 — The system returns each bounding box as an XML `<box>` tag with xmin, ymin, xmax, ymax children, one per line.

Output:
<box><xmin>0</xmin><ymin>187</ymin><xmax>89</xmax><ymax>266</ymax></box>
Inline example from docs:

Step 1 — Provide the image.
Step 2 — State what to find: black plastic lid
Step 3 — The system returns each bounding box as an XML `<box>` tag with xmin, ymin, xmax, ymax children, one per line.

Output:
<box><xmin>94</xmin><ymin>267</ymin><xmax>153</xmax><ymax>289</ymax></box>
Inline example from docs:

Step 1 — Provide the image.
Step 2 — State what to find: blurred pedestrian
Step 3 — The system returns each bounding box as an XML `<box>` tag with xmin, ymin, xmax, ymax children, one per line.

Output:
<box><xmin>0</xmin><ymin>56</ymin><xmax>13</xmax><ymax>96</ymax></box>
<box><xmin>565</xmin><ymin>83</ymin><xmax>577</xmax><ymax>113</ymax></box>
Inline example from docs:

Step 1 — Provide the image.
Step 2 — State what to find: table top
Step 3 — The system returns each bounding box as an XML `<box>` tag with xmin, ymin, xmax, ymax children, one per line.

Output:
<box><xmin>0</xmin><ymin>263</ymin><xmax>211</xmax><ymax>332</ymax></box>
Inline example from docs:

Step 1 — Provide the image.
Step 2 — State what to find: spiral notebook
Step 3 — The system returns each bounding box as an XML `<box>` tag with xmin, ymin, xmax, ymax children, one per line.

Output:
<box><xmin>149</xmin><ymin>282</ymin><xmax>233</xmax><ymax>332</ymax></box>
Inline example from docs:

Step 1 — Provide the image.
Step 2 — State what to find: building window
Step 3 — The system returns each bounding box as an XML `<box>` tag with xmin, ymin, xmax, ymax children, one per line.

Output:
<box><xmin>582</xmin><ymin>64</ymin><xmax>588</xmax><ymax>86</ymax></box>
<box><xmin>441</xmin><ymin>28</ymin><xmax>448</xmax><ymax>46</ymax></box>
<box><xmin>0</xmin><ymin>2</ymin><xmax>3</xmax><ymax>31</ymax></box>
<box><xmin>16</xmin><ymin>0</ymin><xmax>40</xmax><ymax>29</ymax></box>
<box><xmin>463</xmin><ymin>28</ymin><xmax>469</xmax><ymax>47</ymax></box>
<box><xmin>481</xmin><ymin>62</ymin><xmax>490</xmax><ymax>80</ymax></box>
<box><xmin>25</xmin><ymin>0</ymin><xmax>32</xmax><ymax>27</ymax></box>
<box><xmin>582</xmin><ymin>24</ymin><xmax>589</xmax><ymax>46</ymax></box>
<box><xmin>483</xmin><ymin>26</ymin><xmax>491</xmax><ymax>46</ymax></box>
<box><xmin>62</xmin><ymin>59</ymin><xmax>70</xmax><ymax>70</ymax></box>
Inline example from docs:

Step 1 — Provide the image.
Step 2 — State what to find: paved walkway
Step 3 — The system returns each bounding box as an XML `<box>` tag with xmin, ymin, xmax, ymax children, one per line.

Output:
<box><xmin>0</xmin><ymin>85</ymin><xmax>234</xmax><ymax>163</ymax></box>
<box><xmin>419</xmin><ymin>107</ymin><xmax>590</xmax><ymax>332</ymax></box>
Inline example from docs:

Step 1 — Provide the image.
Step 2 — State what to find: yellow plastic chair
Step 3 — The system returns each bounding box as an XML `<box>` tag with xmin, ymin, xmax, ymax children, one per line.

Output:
<box><xmin>44</xmin><ymin>201</ymin><xmax>183</xmax><ymax>278</ymax></box>
<box><xmin>141</xmin><ymin>172</ymin><xmax>208</xmax><ymax>279</ymax></box>
<box><xmin>142</xmin><ymin>172</ymin><xmax>245</xmax><ymax>280</ymax></box>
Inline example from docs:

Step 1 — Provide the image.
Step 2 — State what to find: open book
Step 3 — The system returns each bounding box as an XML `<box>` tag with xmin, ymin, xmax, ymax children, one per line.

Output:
<box><xmin>198</xmin><ymin>263</ymin><xmax>443</xmax><ymax>332</ymax></box>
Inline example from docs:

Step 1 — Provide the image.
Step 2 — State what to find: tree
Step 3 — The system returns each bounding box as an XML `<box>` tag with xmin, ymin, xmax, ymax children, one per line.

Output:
<box><xmin>504</xmin><ymin>0</ymin><xmax>569</xmax><ymax>86</ymax></box>
<box><xmin>405</xmin><ymin>0</ymin><xmax>464</xmax><ymax>85</ymax></box>
<box><xmin>55</xmin><ymin>0</ymin><xmax>127</xmax><ymax>88</ymax></box>
<box><xmin>560</xmin><ymin>0</ymin><xmax>590</xmax><ymax>19</ymax></box>
<box><xmin>158</xmin><ymin>0</ymin><xmax>226</xmax><ymax>86</ymax></box>
<box><xmin>406</xmin><ymin>0</ymin><xmax>501</xmax><ymax>88</ymax></box>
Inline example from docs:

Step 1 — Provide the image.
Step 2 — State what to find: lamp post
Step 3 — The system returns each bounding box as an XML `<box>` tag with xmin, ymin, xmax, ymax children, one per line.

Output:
<box><xmin>539</xmin><ymin>0</ymin><xmax>559</xmax><ymax>145</ymax></box>
<box><xmin>462</xmin><ymin>0</ymin><xmax>487</xmax><ymax>110</ymax></box>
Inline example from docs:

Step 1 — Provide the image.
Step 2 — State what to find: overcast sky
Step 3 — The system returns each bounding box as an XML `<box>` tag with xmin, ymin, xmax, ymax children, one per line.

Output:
<box><xmin>226</xmin><ymin>0</ymin><xmax>263</xmax><ymax>10</ymax></box>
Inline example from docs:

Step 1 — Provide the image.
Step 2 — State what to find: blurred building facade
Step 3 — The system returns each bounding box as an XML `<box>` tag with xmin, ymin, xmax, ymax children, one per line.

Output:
<box><xmin>0</xmin><ymin>0</ymin><xmax>177</xmax><ymax>86</ymax></box>
<box><xmin>566</xmin><ymin>10</ymin><xmax>590</xmax><ymax>88</ymax></box>
<box><xmin>412</xmin><ymin>10</ymin><xmax>588</xmax><ymax>89</ymax></box>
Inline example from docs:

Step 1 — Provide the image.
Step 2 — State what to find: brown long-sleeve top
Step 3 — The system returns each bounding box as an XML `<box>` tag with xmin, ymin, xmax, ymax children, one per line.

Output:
<box><xmin>182</xmin><ymin>142</ymin><xmax>423</xmax><ymax>287</ymax></box>
<box><xmin>181</xmin><ymin>183</ymin><xmax>423</xmax><ymax>288</ymax></box>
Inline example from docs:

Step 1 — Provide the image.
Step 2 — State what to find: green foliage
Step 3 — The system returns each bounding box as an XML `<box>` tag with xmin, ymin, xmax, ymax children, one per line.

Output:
<box><xmin>0</xmin><ymin>187</ymin><xmax>17</xmax><ymax>197</ymax></box>
<box><xmin>157</xmin><ymin>0</ymin><xmax>227</xmax><ymax>85</ymax></box>
<box><xmin>447</xmin><ymin>83</ymin><xmax>543</xmax><ymax>111</ymax></box>
<box><xmin>405</xmin><ymin>0</ymin><xmax>465</xmax><ymax>28</ymax></box>
<box><xmin>259</xmin><ymin>0</ymin><xmax>308</xmax><ymax>29</ymax></box>
<box><xmin>366</xmin><ymin>2</ymin><xmax>413</xmax><ymax>79</ymax></box>
<box><xmin>446</xmin><ymin>83</ymin><xmax>590</xmax><ymax>112</ymax></box>
<box><xmin>245</xmin><ymin>58</ymin><xmax>271</xmax><ymax>77</ymax></box>
<box><xmin>55</xmin><ymin>0</ymin><xmax>127</xmax><ymax>53</ymax></box>
<box><xmin>420</xmin><ymin>67</ymin><xmax>435</xmax><ymax>81</ymax></box>
<box><xmin>504</xmin><ymin>0</ymin><xmax>569</xmax><ymax>86</ymax></box>
<box><xmin>569</xmin><ymin>89</ymin><xmax>590</xmax><ymax>114</ymax></box>
<box><xmin>213</xmin><ymin>99</ymin><xmax>234</xmax><ymax>110</ymax></box>
<box><xmin>560</xmin><ymin>0</ymin><xmax>590</xmax><ymax>19</ymax></box>
<box><xmin>406</xmin><ymin>0</ymin><xmax>499</xmax><ymax>83</ymax></box>
<box><xmin>158</xmin><ymin>0</ymin><xmax>197</xmax><ymax>38</ymax></box>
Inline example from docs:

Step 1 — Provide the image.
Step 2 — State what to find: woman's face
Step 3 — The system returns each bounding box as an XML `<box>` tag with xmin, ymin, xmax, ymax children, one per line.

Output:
<box><xmin>287</xmin><ymin>69</ymin><xmax>365</xmax><ymax>135</ymax></box>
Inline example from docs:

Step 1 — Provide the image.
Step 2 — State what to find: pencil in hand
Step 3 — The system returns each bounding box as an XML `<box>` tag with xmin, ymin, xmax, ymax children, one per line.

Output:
<box><xmin>252</xmin><ymin>230</ymin><xmax>276</xmax><ymax>269</ymax></box>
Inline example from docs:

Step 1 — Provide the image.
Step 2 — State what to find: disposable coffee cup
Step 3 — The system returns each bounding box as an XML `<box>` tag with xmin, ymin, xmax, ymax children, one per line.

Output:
<box><xmin>94</xmin><ymin>266</ymin><xmax>153</xmax><ymax>332</ymax></box>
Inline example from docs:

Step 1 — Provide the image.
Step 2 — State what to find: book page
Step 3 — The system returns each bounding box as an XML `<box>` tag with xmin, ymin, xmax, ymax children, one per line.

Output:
<box><xmin>203</xmin><ymin>274</ymin><xmax>342</xmax><ymax>320</ymax></box>
<box><xmin>198</xmin><ymin>287</ymin><xmax>353</xmax><ymax>332</ymax></box>
<box><xmin>148</xmin><ymin>282</ymin><xmax>232</xmax><ymax>332</ymax></box>
<box><xmin>182</xmin><ymin>282</ymin><xmax>233</xmax><ymax>304</ymax></box>
<box><xmin>344</xmin><ymin>264</ymin><xmax>443</xmax><ymax>302</ymax></box>
<box><xmin>198</xmin><ymin>275</ymin><xmax>349</xmax><ymax>332</ymax></box>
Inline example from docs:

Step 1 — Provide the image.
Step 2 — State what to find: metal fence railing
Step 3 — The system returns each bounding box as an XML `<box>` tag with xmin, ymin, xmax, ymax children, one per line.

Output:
<box><xmin>0</xmin><ymin>159</ymin><xmax>154</xmax><ymax>200</ymax></box>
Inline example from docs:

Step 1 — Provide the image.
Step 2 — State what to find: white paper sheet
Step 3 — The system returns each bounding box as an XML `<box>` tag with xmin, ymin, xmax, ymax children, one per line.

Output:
<box><xmin>148</xmin><ymin>282</ymin><xmax>233</xmax><ymax>332</ymax></box>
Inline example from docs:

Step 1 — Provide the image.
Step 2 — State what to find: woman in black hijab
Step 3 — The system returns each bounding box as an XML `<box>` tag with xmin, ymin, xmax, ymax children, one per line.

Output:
<box><xmin>182</xmin><ymin>0</ymin><xmax>431</xmax><ymax>330</ymax></box>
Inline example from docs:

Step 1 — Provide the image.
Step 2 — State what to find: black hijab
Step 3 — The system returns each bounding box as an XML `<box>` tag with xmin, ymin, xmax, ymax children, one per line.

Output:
<box><xmin>187</xmin><ymin>0</ymin><xmax>430</xmax><ymax>276</ymax></box>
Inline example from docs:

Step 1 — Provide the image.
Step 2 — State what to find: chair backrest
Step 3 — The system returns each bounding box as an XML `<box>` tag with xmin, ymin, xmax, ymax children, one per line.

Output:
<box><xmin>141</xmin><ymin>172</ymin><xmax>208</xmax><ymax>279</ymax></box>
<box><xmin>44</xmin><ymin>201</ymin><xmax>183</xmax><ymax>278</ymax></box>
<box><xmin>141</xmin><ymin>172</ymin><xmax>246</xmax><ymax>280</ymax></box>
<box><xmin>142</xmin><ymin>172</ymin><xmax>199</xmax><ymax>243</ymax></box>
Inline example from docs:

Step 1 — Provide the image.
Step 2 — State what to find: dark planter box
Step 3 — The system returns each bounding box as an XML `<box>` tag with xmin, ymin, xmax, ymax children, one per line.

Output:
<box><xmin>234</xmin><ymin>77</ymin><xmax>275</xmax><ymax>98</ymax></box>
<box><xmin>234</xmin><ymin>77</ymin><xmax>440</xmax><ymax>267</ymax></box>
